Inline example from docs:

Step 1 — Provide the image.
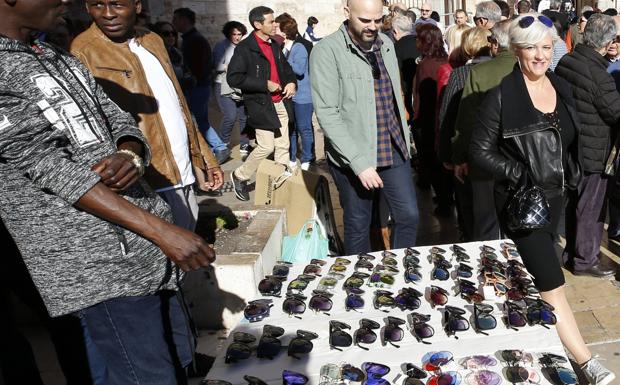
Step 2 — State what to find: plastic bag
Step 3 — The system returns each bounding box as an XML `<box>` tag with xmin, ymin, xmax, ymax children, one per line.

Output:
<box><xmin>281</xmin><ymin>220</ymin><xmax>329</xmax><ymax>264</ymax></box>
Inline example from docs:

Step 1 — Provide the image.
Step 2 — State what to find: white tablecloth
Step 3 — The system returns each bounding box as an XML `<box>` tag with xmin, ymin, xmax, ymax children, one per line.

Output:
<box><xmin>206</xmin><ymin>240</ymin><xmax>570</xmax><ymax>384</ymax></box>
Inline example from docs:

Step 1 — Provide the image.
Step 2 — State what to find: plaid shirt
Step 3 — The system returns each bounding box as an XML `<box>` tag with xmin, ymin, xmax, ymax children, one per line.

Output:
<box><xmin>365</xmin><ymin>38</ymin><xmax>409</xmax><ymax>167</ymax></box>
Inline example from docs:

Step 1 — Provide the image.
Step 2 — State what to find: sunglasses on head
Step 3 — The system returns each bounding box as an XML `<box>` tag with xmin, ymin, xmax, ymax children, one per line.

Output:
<box><xmin>519</xmin><ymin>15</ymin><xmax>554</xmax><ymax>28</ymax></box>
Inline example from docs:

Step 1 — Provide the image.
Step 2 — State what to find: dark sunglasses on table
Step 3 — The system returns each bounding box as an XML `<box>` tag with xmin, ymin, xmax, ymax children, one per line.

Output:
<box><xmin>429</xmin><ymin>285</ymin><xmax>449</xmax><ymax>306</ymax></box>
<box><xmin>405</xmin><ymin>247</ymin><xmax>420</xmax><ymax>256</ymax></box>
<box><xmin>383</xmin><ymin>316</ymin><xmax>405</xmax><ymax>348</ymax></box>
<box><xmin>272</xmin><ymin>262</ymin><xmax>292</xmax><ymax>278</ymax></box>
<box><xmin>523</xmin><ymin>298</ymin><xmax>557</xmax><ymax>328</ymax></box>
<box><xmin>473</xmin><ymin>303</ymin><xmax>497</xmax><ymax>335</ymax></box>
<box><xmin>364</xmin><ymin>51</ymin><xmax>380</xmax><ymax>80</ymax></box>
<box><xmin>394</xmin><ymin>287</ymin><xmax>422</xmax><ymax>310</ymax></box>
<box><xmin>373</xmin><ymin>289</ymin><xmax>396</xmax><ymax>312</ymax></box>
<box><xmin>456</xmin><ymin>262</ymin><xmax>473</xmax><ymax>278</ymax></box>
<box><xmin>374</xmin><ymin>264</ymin><xmax>400</xmax><ymax>274</ymax></box>
<box><xmin>302</xmin><ymin>259</ymin><xmax>326</xmax><ymax>276</ymax></box>
<box><xmin>408</xmin><ymin>312</ymin><xmax>434</xmax><ymax>344</ymax></box>
<box><xmin>404</xmin><ymin>266</ymin><xmax>423</xmax><ymax>283</ymax></box>
<box><xmin>518</xmin><ymin>14</ymin><xmax>554</xmax><ymax>29</ymax></box>
<box><xmin>329</xmin><ymin>320</ymin><xmax>353</xmax><ymax>350</ymax></box>
<box><xmin>242</xmin><ymin>376</ymin><xmax>268</xmax><ymax>385</ymax></box>
<box><xmin>427</xmin><ymin>371</ymin><xmax>461</xmax><ymax>385</ymax></box>
<box><xmin>345</xmin><ymin>287</ymin><xmax>365</xmax><ymax>311</ymax></box>
<box><xmin>256</xmin><ymin>324</ymin><xmax>284</xmax><ymax>359</ymax></box>
<box><xmin>369</xmin><ymin>271</ymin><xmax>396</xmax><ymax>287</ymax></box>
<box><xmin>344</xmin><ymin>271</ymin><xmax>370</xmax><ymax>289</ymax></box>
<box><xmin>362</xmin><ymin>362</ymin><xmax>390</xmax><ymax>385</ymax></box>
<box><xmin>283</xmin><ymin>370</ymin><xmax>309</xmax><ymax>385</ymax></box>
<box><xmin>501</xmin><ymin>349</ymin><xmax>534</xmax><ymax>366</ymax></box>
<box><xmin>282</xmin><ymin>293</ymin><xmax>306</xmax><ymax>318</ymax></box>
<box><xmin>354</xmin><ymin>318</ymin><xmax>380</xmax><ymax>350</ymax></box>
<box><xmin>403</xmin><ymin>252</ymin><xmax>421</xmax><ymax>267</ymax></box>
<box><xmin>309</xmin><ymin>289</ymin><xmax>333</xmax><ymax>314</ymax></box>
<box><xmin>539</xmin><ymin>353</ymin><xmax>578</xmax><ymax>384</ymax></box>
<box><xmin>287</xmin><ymin>329</ymin><xmax>318</xmax><ymax>359</ymax></box>
<box><xmin>225</xmin><ymin>331</ymin><xmax>256</xmax><ymax>364</ymax></box>
<box><xmin>432</xmin><ymin>259</ymin><xmax>452</xmax><ymax>281</ymax></box>
<box><xmin>244</xmin><ymin>299</ymin><xmax>273</xmax><ymax>322</ymax></box>
<box><xmin>443</xmin><ymin>305</ymin><xmax>470</xmax><ymax>338</ymax></box>
<box><xmin>287</xmin><ymin>274</ymin><xmax>317</xmax><ymax>294</ymax></box>
<box><xmin>258</xmin><ymin>275</ymin><xmax>285</xmax><ymax>297</ymax></box>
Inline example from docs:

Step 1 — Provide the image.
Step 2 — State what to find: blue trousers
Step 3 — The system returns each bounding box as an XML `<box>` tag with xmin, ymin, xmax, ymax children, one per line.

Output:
<box><xmin>214</xmin><ymin>83</ymin><xmax>248</xmax><ymax>147</ymax></box>
<box><xmin>290</xmin><ymin>102</ymin><xmax>314</xmax><ymax>163</ymax></box>
<box><xmin>79</xmin><ymin>291</ymin><xmax>194</xmax><ymax>385</ymax></box>
<box><xmin>329</xmin><ymin>151</ymin><xmax>419</xmax><ymax>254</ymax></box>
<box><xmin>187</xmin><ymin>86</ymin><xmax>227</xmax><ymax>152</ymax></box>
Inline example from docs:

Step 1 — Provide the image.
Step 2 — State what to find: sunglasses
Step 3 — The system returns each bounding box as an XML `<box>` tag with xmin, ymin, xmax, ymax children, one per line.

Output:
<box><xmin>383</xmin><ymin>316</ymin><xmax>405</xmax><ymax>348</ymax></box>
<box><xmin>505</xmin><ymin>366</ymin><xmax>540</xmax><ymax>384</ymax></box>
<box><xmin>539</xmin><ymin>354</ymin><xmax>577</xmax><ymax>384</ymax></box>
<box><xmin>369</xmin><ymin>272</ymin><xmax>396</xmax><ymax>287</ymax></box>
<box><xmin>524</xmin><ymin>298</ymin><xmax>557</xmax><ymax>328</ymax></box>
<box><xmin>225</xmin><ymin>332</ymin><xmax>256</xmax><ymax>364</ymax></box>
<box><xmin>309</xmin><ymin>290</ymin><xmax>333</xmax><ymax>314</ymax></box>
<box><xmin>464</xmin><ymin>370</ymin><xmax>501</xmax><ymax>385</ymax></box>
<box><xmin>403</xmin><ymin>253</ymin><xmax>421</xmax><ymax>268</ymax></box>
<box><xmin>355</xmin><ymin>258</ymin><xmax>375</xmax><ymax>272</ymax></box>
<box><xmin>319</xmin><ymin>363</ymin><xmax>365</xmax><ymax>385</ymax></box>
<box><xmin>362</xmin><ymin>362</ymin><xmax>390</xmax><ymax>384</ymax></box>
<box><xmin>329</xmin><ymin>263</ymin><xmax>349</xmax><ymax>273</ymax></box>
<box><xmin>282</xmin><ymin>293</ymin><xmax>306</xmax><ymax>318</ymax></box>
<box><xmin>364</xmin><ymin>52</ymin><xmax>380</xmax><ymax>80</ymax></box>
<box><xmin>473</xmin><ymin>303</ymin><xmax>497</xmax><ymax>335</ymax></box>
<box><xmin>394</xmin><ymin>287</ymin><xmax>422</xmax><ymax>310</ymax></box>
<box><xmin>354</xmin><ymin>318</ymin><xmax>380</xmax><ymax>350</ymax></box>
<box><xmin>329</xmin><ymin>320</ymin><xmax>353</xmax><ymax>350</ymax></box>
<box><xmin>501</xmin><ymin>349</ymin><xmax>534</xmax><ymax>366</ymax></box>
<box><xmin>287</xmin><ymin>274</ymin><xmax>317</xmax><ymax>294</ymax></box>
<box><xmin>406</xmin><ymin>247</ymin><xmax>421</xmax><ymax>256</ymax></box>
<box><xmin>430</xmin><ymin>285</ymin><xmax>449</xmax><ymax>306</ymax></box>
<box><xmin>332</xmin><ymin>256</ymin><xmax>352</xmax><ymax>264</ymax></box>
<box><xmin>288</xmin><ymin>330</ymin><xmax>318</xmax><ymax>359</ymax></box>
<box><xmin>256</xmin><ymin>325</ymin><xmax>284</xmax><ymax>359</ymax></box>
<box><xmin>408</xmin><ymin>312</ymin><xmax>434</xmax><ymax>344</ymax></box>
<box><xmin>272</xmin><ymin>262</ymin><xmax>292</xmax><ymax>278</ymax></box>
<box><xmin>456</xmin><ymin>262</ymin><xmax>473</xmax><ymax>279</ymax></box>
<box><xmin>518</xmin><ymin>15</ymin><xmax>554</xmax><ymax>29</ymax></box>
<box><xmin>344</xmin><ymin>272</ymin><xmax>370</xmax><ymax>289</ymax></box>
<box><xmin>258</xmin><ymin>276</ymin><xmax>285</xmax><ymax>297</ymax></box>
<box><xmin>459</xmin><ymin>355</ymin><xmax>498</xmax><ymax>369</ymax></box>
<box><xmin>345</xmin><ymin>287</ymin><xmax>365</xmax><ymax>311</ymax></box>
<box><xmin>374</xmin><ymin>290</ymin><xmax>396</xmax><ymax>311</ymax></box>
<box><xmin>283</xmin><ymin>370</ymin><xmax>309</xmax><ymax>385</ymax></box>
<box><xmin>432</xmin><ymin>260</ymin><xmax>451</xmax><ymax>281</ymax></box>
<box><xmin>504</xmin><ymin>301</ymin><xmax>528</xmax><ymax>330</ymax></box>
<box><xmin>427</xmin><ymin>371</ymin><xmax>461</xmax><ymax>385</ymax></box>
<box><xmin>422</xmin><ymin>351</ymin><xmax>454</xmax><ymax>371</ymax></box>
<box><xmin>244</xmin><ymin>299</ymin><xmax>273</xmax><ymax>322</ymax></box>
<box><xmin>404</xmin><ymin>266</ymin><xmax>423</xmax><ymax>283</ymax></box>
<box><xmin>443</xmin><ymin>305</ymin><xmax>470</xmax><ymax>338</ymax></box>
<box><xmin>404</xmin><ymin>363</ymin><xmax>427</xmax><ymax>385</ymax></box>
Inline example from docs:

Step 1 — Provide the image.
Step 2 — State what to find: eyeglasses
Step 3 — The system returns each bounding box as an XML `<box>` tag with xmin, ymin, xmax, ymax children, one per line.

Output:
<box><xmin>473</xmin><ymin>303</ymin><xmax>497</xmax><ymax>335</ymax></box>
<box><xmin>283</xmin><ymin>370</ymin><xmax>309</xmax><ymax>385</ymax></box>
<box><xmin>244</xmin><ymin>299</ymin><xmax>273</xmax><ymax>322</ymax></box>
<box><xmin>309</xmin><ymin>290</ymin><xmax>333</xmax><ymax>314</ymax></box>
<box><xmin>282</xmin><ymin>293</ymin><xmax>306</xmax><ymax>318</ymax></box>
<box><xmin>225</xmin><ymin>332</ymin><xmax>256</xmax><ymax>364</ymax></box>
<box><xmin>329</xmin><ymin>320</ymin><xmax>353</xmax><ymax>350</ymax></box>
<box><xmin>383</xmin><ymin>316</ymin><xmax>405</xmax><ymax>348</ymax></box>
<box><xmin>354</xmin><ymin>318</ymin><xmax>380</xmax><ymax>350</ymax></box>
<box><xmin>443</xmin><ymin>305</ymin><xmax>470</xmax><ymax>338</ymax></box>
<box><xmin>256</xmin><ymin>325</ymin><xmax>284</xmax><ymax>359</ymax></box>
<box><xmin>364</xmin><ymin>52</ymin><xmax>380</xmax><ymax>80</ymax></box>
<box><xmin>394</xmin><ymin>287</ymin><xmax>422</xmax><ymax>310</ymax></box>
<box><xmin>408</xmin><ymin>312</ymin><xmax>434</xmax><ymax>343</ymax></box>
<box><xmin>518</xmin><ymin>15</ymin><xmax>554</xmax><ymax>28</ymax></box>
<box><xmin>430</xmin><ymin>285</ymin><xmax>449</xmax><ymax>306</ymax></box>
<box><xmin>288</xmin><ymin>330</ymin><xmax>318</xmax><ymax>359</ymax></box>
<box><xmin>345</xmin><ymin>287</ymin><xmax>365</xmax><ymax>311</ymax></box>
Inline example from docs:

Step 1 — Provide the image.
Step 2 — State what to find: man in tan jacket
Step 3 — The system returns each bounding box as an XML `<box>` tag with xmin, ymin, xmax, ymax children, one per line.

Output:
<box><xmin>72</xmin><ymin>0</ymin><xmax>223</xmax><ymax>231</ymax></box>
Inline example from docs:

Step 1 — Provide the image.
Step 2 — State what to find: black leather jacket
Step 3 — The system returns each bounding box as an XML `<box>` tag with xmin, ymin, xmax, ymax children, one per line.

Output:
<box><xmin>470</xmin><ymin>66</ymin><xmax>582</xmax><ymax>198</ymax></box>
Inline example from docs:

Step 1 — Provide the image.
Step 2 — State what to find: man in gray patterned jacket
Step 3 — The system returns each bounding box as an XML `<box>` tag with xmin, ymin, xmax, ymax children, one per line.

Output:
<box><xmin>0</xmin><ymin>0</ymin><xmax>214</xmax><ymax>383</ymax></box>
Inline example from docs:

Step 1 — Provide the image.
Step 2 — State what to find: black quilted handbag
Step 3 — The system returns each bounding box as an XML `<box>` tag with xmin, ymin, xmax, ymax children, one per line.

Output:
<box><xmin>505</xmin><ymin>171</ymin><xmax>551</xmax><ymax>232</ymax></box>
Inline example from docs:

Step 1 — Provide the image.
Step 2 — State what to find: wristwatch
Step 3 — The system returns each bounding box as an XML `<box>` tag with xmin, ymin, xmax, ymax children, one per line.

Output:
<box><xmin>116</xmin><ymin>149</ymin><xmax>145</xmax><ymax>176</ymax></box>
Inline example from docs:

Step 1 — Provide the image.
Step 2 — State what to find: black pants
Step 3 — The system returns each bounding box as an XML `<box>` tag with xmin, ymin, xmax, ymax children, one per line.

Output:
<box><xmin>472</xmin><ymin>178</ymin><xmax>501</xmax><ymax>241</ymax></box>
<box><xmin>0</xmin><ymin>224</ymin><xmax>93</xmax><ymax>385</ymax></box>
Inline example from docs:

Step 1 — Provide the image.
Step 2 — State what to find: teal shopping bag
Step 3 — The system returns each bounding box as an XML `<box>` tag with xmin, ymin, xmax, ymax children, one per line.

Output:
<box><xmin>281</xmin><ymin>220</ymin><xmax>329</xmax><ymax>264</ymax></box>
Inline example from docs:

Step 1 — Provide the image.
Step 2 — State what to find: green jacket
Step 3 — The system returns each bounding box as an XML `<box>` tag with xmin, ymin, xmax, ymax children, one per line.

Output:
<box><xmin>451</xmin><ymin>50</ymin><xmax>516</xmax><ymax>178</ymax></box>
<box><xmin>310</xmin><ymin>23</ymin><xmax>410</xmax><ymax>175</ymax></box>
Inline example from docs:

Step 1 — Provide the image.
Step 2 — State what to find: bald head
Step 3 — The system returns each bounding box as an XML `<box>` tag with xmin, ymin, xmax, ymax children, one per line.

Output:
<box><xmin>344</xmin><ymin>0</ymin><xmax>383</xmax><ymax>49</ymax></box>
<box><xmin>420</xmin><ymin>3</ymin><xmax>432</xmax><ymax>19</ymax></box>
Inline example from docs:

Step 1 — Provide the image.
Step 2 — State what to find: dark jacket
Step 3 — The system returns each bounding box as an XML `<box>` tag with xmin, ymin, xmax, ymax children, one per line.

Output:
<box><xmin>227</xmin><ymin>33</ymin><xmax>296</xmax><ymax>132</ymax></box>
<box><xmin>180</xmin><ymin>27</ymin><xmax>212</xmax><ymax>86</ymax></box>
<box><xmin>394</xmin><ymin>34</ymin><xmax>419</xmax><ymax>119</ymax></box>
<box><xmin>470</xmin><ymin>66</ymin><xmax>582</xmax><ymax>198</ymax></box>
<box><xmin>555</xmin><ymin>44</ymin><xmax>620</xmax><ymax>173</ymax></box>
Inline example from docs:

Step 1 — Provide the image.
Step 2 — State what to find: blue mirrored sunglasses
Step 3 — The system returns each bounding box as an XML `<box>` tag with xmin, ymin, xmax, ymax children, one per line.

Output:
<box><xmin>518</xmin><ymin>15</ymin><xmax>553</xmax><ymax>28</ymax></box>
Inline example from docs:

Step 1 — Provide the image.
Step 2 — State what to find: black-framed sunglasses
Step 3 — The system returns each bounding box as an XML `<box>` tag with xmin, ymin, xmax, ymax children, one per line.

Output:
<box><xmin>288</xmin><ymin>330</ymin><xmax>318</xmax><ymax>359</ymax></box>
<box><xmin>354</xmin><ymin>318</ymin><xmax>380</xmax><ymax>350</ymax></box>
<box><xmin>408</xmin><ymin>312</ymin><xmax>434</xmax><ymax>344</ymax></box>
<box><xmin>373</xmin><ymin>290</ymin><xmax>396</xmax><ymax>312</ymax></box>
<box><xmin>473</xmin><ymin>303</ymin><xmax>497</xmax><ymax>335</ymax></box>
<box><xmin>383</xmin><ymin>316</ymin><xmax>405</xmax><ymax>348</ymax></box>
<box><xmin>282</xmin><ymin>293</ymin><xmax>306</xmax><ymax>318</ymax></box>
<box><xmin>329</xmin><ymin>320</ymin><xmax>353</xmax><ymax>350</ymax></box>
<box><xmin>394</xmin><ymin>287</ymin><xmax>422</xmax><ymax>310</ymax></box>
<box><xmin>256</xmin><ymin>325</ymin><xmax>284</xmax><ymax>359</ymax></box>
<box><xmin>443</xmin><ymin>305</ymin><xmax>470</xmax><ymax>338</ymax></box>
<box><xmin>225</xmin><ymin>332</ymin><xmax>256</xmax><ymax>364</ymax></box>
<box><xmin>258</xmin><ymin>276</ymin><xmax>285</xmax><ymax>297</ymax></box>
<box><xmin>244</xmin><ymin>299</ymin><xmax>273</xmax><ymax>323</ymax></box>
<box><xmin>345</xmin><ymin>287</ymin><xmax>365</xmax><ymax>311</ymax></box>
<box><xmin>364</xmin><ymin>51</ymin><xmax>380</xmax><ymax>80</ymax></box>
<box><xmin>518</xmin><ymin>15</ymin><xmax>554</xmax><ymax>29</ymax></box>
<box><xmin>309</xmin><ymin>290</ymin><xmax>333</xmax><ymax>315</ymax></box>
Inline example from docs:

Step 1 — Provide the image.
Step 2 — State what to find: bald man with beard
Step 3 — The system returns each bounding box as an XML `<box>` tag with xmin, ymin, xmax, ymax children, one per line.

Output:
<box><xmin>311</xmin><ymin>0</ymin><xmax>419</xmax><ymax>254</ymax></box>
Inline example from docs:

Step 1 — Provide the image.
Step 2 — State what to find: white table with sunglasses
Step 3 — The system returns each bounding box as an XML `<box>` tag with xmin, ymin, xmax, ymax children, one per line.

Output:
<box><xmin>205</xmin><ymin>240</ymin><xmax>575</xmax><ymax>385</ymax></box>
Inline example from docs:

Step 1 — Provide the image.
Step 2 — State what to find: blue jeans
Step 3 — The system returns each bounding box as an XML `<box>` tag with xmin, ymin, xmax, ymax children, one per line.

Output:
<box><xmin>290</xmin><ymin>102</ymin><xmax>314</xmax><ymax>163</ymax></box>
<box><xmin>78</xmin><ymin>291</ymin><xmax>194</xmax><ymax>385</ymax></box>
<box><xmin>187</xmin><ymin>86</ymin><xmax>227</xmax><ymax>152</ymax></box>
<box><xmin>329</xmin><ymin>151</ymin><xmax>419</xmax><ymax>254</ymax></box>
<box><xmin>215</xmin><ymin>83</ymin><xmax>249</xmax><ymax>147</ymax></box>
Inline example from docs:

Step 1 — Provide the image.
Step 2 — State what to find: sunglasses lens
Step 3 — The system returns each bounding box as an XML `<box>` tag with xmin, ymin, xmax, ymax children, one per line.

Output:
<box><xmin>225</xmin><ymin>343</ymin><xmax>251</xmax><ymax>363</ymax></box>
<box><xmin>506</xmin><ymin>367</ymin><xmax>529</xmax><ymax>383</ymax></box>
<box><xmin>283</xmin><ymin>370</ymin><xmax>308</xmax><ymax>385</ymax></box>
<box><xmin>288</xmin><ymin>339</ymin><xmax>313</xmax><ymax>355</ymax></box>
<box><xmin>476</xmin><ymin>315</ymin><xmax>497</xmax><ymax>330</ymax></box>
<box><xmin>331</xmin><ymin>331</ymin><xmax>353</xmax><ymax>347</ymax></box>
<box><xmin>346</xmin><ymin>294</ymin><xmax>364</xmax><ymax>309</ymax></box>
<box><xmin>258</xmin><ymin>279</ymin><xmax>280</xmax><ymax>295</ymax></box>
<box><xmin>509</xmin><ymin>311</ymin><xmax>527</xmax><ymax>327</ymax></box>
<box><xmin>431</xmin><ymin>290</ymin><xmax>448</xmax><ymax>306</ymax></box>
<box><xmin>309</xmin><ymin>296</ymin><xmax>332</xmax><ymax>312</ymax></box>
<box><xmin>356</xmin><ymin>329</ymin><xmax>377</xmax><ymax>344</ymax></box>
<box><xmin>433</xmin><ymin>267</ymin><xmax>450</xmax><ymax>280</ymax></box>
<box><xmin>272</xmin><ymin>265</ymin><xmax>289</xmax><ymax>277</ymax></box>
<box><xmin>395</xmin><ymin>294</ymin><xmax>421</xmax><ymax>310</ymax></box>
<box><xmin>406</xmin><ymin>268</ymin><xmax>422</xmax><ymax>282</ymax></box>
<box><xmin>457</xmin><ymin>269</ymin><xmax>473</xmax><ymax>278</ymax></box>
<box><xmin>385</xmin><ymin>326</ymin><xmax>404</xmax><ymax>341</ymax></box>
<box><xmin>429</xmin><ymin>351</ymin><xmax>453</xmax><ymax>367</ymax></box>
<box><xmin>465</xmin><ymin>370</ymin><xmax>501</xmax><ymax>385</ymax></box>
<box><xmin>342</xmin><ymin>366</ymin><xmax>365</xmax><ymax>381</ymax></box>
<box><xmin>556</xmin><ymin>368</ymin><xmax>578</xmax><ymax>384</ymax></box>
<box><xmin>244</xmin><ymin>303</ymin><xmax>269</xmax><ymax>321</ymax></box>
<box><xmin>257</xmin><ymin>337</ymin><xmax>281</xmax><ymax>358</ymax></box>
<box><xmin>283</xmin><ymin>299</ymin><xmax>305</xmax><ymax>314</ymax></box>
<box><xmin>414</xmin><ymin>324</ymin><xmax>434</xmax><ymax>339</ymax></box>
<box><xmin>304</xmin><ymin>265</ymin><xmax>321</xmax><ymax>275</ymax></box>
<box><xmin>363</xmin><ymin>362</ymin><xmax>390</xmax><ymax>378</ymax></box>
<box><xmin>449</xmin><ymin>318</ymin><xmax>469</xmax><ymax>331</ymax></box>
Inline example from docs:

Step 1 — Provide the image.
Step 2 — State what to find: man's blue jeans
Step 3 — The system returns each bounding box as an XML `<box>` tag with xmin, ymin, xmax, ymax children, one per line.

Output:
<box><xmin>187</xmin><ymin>86</ymin><xmax>227</xmax><ymax>152</ymax></box>
<box><xmin>290</xmin><ymin>102</ymin><xmax>314</xmax><ymax>163</ymax></box>
<box><xmin>329</xmin><ymin>152</ymin><xmax>419</xmax><ymax>254</ymax></box>
<box><xmin>215</xmin><ymin>83</ymin><xmax>249</xmax><ymax>147</ymax></box>
<box><xmin>79</xmin><ymin>291</ymin><xmax>194</xmax><ymax>385</ymax></box>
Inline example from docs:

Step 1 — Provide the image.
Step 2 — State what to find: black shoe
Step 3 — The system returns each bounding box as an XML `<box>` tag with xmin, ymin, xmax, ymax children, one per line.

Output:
<box><xmin>214</xmin><ymin>148</ymin><xmax>231</xmax><ymax>165</ymax></box>
<box><xmin>231</xmin><ymin>171</ymin><xmax>249</xmax><ymax>201</ymax></box>
<box><xmin>573</xmin><ymin>262</ymin><xmax>615</xmax><ymax>278</ymax></box>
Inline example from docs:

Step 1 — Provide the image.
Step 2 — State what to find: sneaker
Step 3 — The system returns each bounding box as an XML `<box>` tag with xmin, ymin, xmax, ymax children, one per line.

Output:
<box><xmin>239</xmin><ymin>143</ymin><xmax>251</xmax><ymax>155</ymax></box>
<box><xmin>301</xmin><ymin>162</ymin><xmax>310</xmax><ymax>171</ymax></box>
<box><xmin>582</xmin><ymin>357</ymin><xmax>616</xmax><ymax>385</ymax></box>
<box><xmin>289</xmin><ymin>160</ymin><xmax>298</xmax><ymax>170</ymax></box>
<box><xmin>230</xmin><ymin>170</ymin><xmax>249</xmax><ymax>201</ymax></box>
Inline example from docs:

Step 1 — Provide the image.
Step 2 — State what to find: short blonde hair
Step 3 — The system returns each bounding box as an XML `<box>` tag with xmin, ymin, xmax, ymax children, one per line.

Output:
<box><xmin>509</xmin><ymin>13</ymin><xmax>558</xmax><ymax>50</ymax></box>
<box><xmin>461</xmin><ymin>26</ymin><xmax>492</xmax><ymax>59</ymax></box>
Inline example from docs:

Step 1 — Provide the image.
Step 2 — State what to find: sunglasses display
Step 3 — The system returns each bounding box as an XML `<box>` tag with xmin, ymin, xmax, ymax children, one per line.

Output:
<box><xmin>473</xmin><ymin>304</ymin><xmax>497</xmax><ymax>335</ymax></box>
<box><xmin>408</xmin><ymin>312</ymin><xmax>435</xmax><ymax>343</ymax></box>
<box><xmin>288</xmin><ymin>330</ymin><xmax>318</xmax><ymax>359</ymax></box>
<box><xmin>382</xmin><ymin>316</ymin><xmax>405</xmax><ymax>348</ymax></box>
<box><xmin>354</xmin><ymin>318</ymin><xmax>380</xmax><ymax>350</ymax></box>
<box><xmin>329</xmin><ymin>320</ymin><xmax>353</xmax><ymax>350</ymax></box>
<box><xmin>443</xmin><ymin>306</ymin><xmax>470</xmax><ymax>338</ymax></box>
<box><xmin>225</xmin><ymin>332</ymin><xmax>256</xmax><ymax>364</ymax></box>
<box><xmin>244</xmin><ymin>299</ymin><xmax>273</xmax><ymax>323</ymax></box>
<box><xmin>256</xmin><ymin>325</ymin><xmax>284</xmax><ymax>359</ymax></box>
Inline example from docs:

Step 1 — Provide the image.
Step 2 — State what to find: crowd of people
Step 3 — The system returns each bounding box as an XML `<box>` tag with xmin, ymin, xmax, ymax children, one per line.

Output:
<box><xmin>1</xmin><ymin>0</ymin><xmax>620</xmax><ymax>384</ymax></box>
